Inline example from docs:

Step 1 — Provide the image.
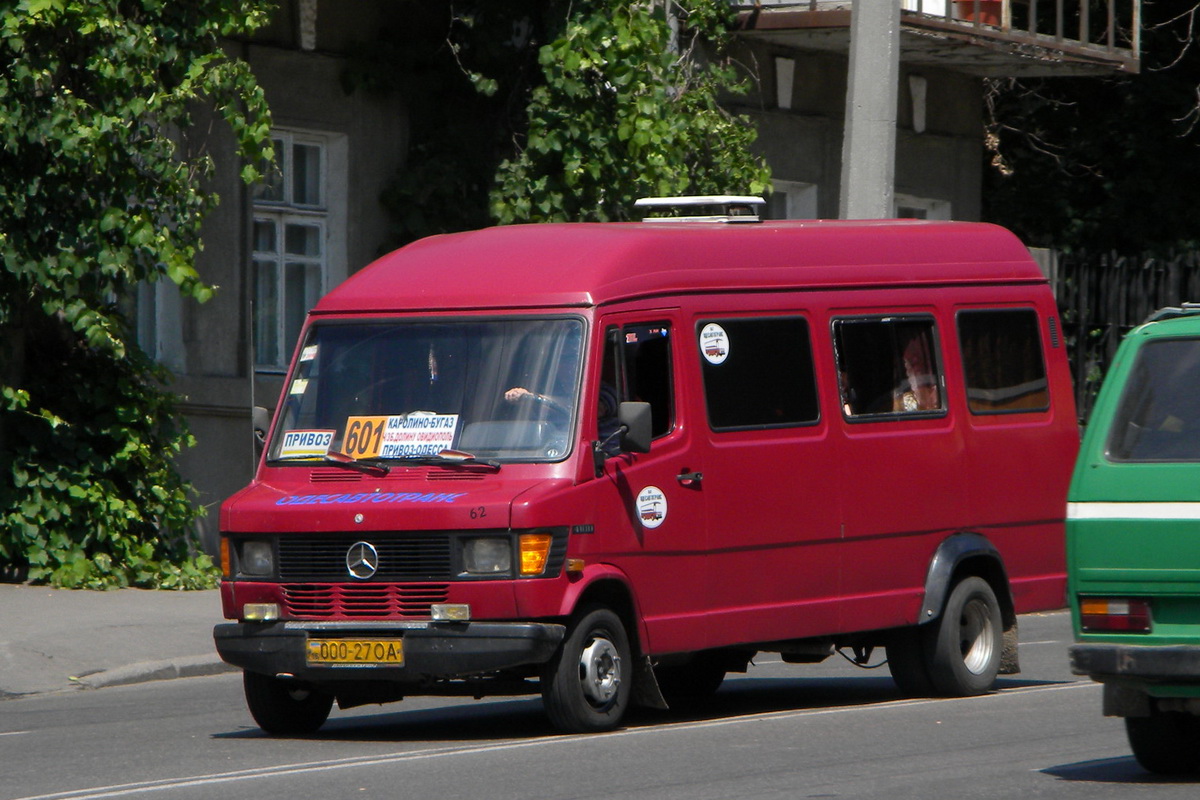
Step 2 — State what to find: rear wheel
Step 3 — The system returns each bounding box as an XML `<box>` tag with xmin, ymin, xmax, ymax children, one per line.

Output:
<box><xmin>541</xmin><ymin>606</ymin><xmax>632</xmax><ymax>733</ymax></box>
<box><xmin>1126</xmin><ymin>708</ymin><xmax>1200</xmax><ymax>775</ymax></box>
<box><xmin>925</xmin><ymin>576</ymin><xmax>1003</xmax><ymax>696</ymax></box>
<box><xmin>243</xmin><ymin>671</ymin><xmax>333</xmax><ymax>736</ymax></box>
<box><xmin>887</xmin><ymin>576</ymin><xmax>1003</xmax><ymax>697</ymax></box>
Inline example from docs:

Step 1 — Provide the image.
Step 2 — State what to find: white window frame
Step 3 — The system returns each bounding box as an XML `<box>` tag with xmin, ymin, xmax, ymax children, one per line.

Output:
<box><xmin>253</xmin><ymin>130</ymin><xmax>331</xmax><ymax>371</ymax></box>
<box><xmin>136</xmin><ymin>280</ymin><xmax>185</xmax><ymax>373</ymax></box>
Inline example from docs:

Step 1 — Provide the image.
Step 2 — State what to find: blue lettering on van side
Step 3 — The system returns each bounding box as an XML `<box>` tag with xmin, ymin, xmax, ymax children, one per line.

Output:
<box><xmin>275</xmin><ymin>491</ymin><xmax>467</xmax><ymax>506</ymax></box>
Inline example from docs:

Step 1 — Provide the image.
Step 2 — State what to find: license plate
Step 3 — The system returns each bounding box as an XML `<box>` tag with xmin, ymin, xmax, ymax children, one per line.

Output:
<box><xmin>306</xmin><ymin>638</ymin><xmax>404</xmax><ymax>666</ymax></box>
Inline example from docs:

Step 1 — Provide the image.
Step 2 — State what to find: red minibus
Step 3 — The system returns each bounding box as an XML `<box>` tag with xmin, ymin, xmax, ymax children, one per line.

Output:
<box><xmin>215</xmin><ymin>213</ymin><xmax>1079</xmax><ymax>734</ymax></box>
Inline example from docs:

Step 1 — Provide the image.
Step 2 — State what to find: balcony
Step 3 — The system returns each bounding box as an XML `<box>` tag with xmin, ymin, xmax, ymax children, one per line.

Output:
<box><xmin>732</xmin><ymin>1</ymin><xmax>1140</xmax><ymax>76</ymax></box>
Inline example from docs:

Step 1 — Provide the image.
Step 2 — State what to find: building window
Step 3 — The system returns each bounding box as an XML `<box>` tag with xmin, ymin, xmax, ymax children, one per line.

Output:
<box><xmin>769</xmin><ymin>179</ymin><xmax>819</xmax><ymax>220</ymax></box>
<box><xmin>254</xmin><ymin>131</ymin><xmax>328</xmax><ymax>370</ymax></box>
<box><xmin>894</xmin><ymin>193</ymin><xmax>951</xmax><ymax>220</ymax></box>
<box><xmin>700</xmin><ymin>317</ymin><xmax>819</xmax><ymax>430</ymax></box>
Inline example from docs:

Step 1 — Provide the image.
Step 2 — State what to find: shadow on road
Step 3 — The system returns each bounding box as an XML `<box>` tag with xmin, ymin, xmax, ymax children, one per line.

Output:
<box><xmin>211</xmin><ymin>673</ymin><xmax>1076</xmax><ymax>744</ymax></box>
<box><xmin>1043</xmin><ymin>756</ymin><xmax>1200</xmax><ymax>785</ymax></box>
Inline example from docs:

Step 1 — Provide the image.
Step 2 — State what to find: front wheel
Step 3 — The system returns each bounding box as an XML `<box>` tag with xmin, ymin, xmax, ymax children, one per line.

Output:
<box><xmin>541</xmin><ymin>606</ymin><xmax>632</xmax><ymax>733</ymax></box>
<box><xmin>243</xmin><ymin>671</ymin><xmax>333</xmax><ymax>736</ymax></box>
<box><xmin>925</xmin><ymin>576</ymin><xmax>1003</xmax><ymax>696</ymax></box>
<box><xmin>1126</xmin><ymin>708</ymin><xmax>1200</xmax><ymax>775</ymax></box>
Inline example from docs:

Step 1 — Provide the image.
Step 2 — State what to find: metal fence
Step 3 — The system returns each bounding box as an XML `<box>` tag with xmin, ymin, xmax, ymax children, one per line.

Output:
<box><xmin>1055</xmin><ymin>250</ymin><xmax>1200</xmax><ymax>423</ymax></box>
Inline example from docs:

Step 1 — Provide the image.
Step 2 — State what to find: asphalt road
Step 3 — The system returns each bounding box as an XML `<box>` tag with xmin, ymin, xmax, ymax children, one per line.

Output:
<box><xmin>2</xmin><ymin>610</ymin><xmax>1196</xmax><ymax>800</ymax></box>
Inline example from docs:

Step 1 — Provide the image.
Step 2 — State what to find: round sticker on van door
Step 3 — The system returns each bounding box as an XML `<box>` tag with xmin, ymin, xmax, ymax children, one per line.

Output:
<box><xmin>700</xmin><ymin>323</ymin><xmax>729</xmax><ymax>365</ymax></box>
<box><xmin>636</xmin><ymin>486</ymin><xmax>668</xmax><ymax>529</ymax></box>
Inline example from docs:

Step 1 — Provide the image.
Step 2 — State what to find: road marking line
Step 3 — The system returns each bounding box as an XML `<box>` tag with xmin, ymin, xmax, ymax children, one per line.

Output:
<box><xmin>9</xmin><ymin>681</ymin><xmax>1098</xmax><ymax>800</ymax></box>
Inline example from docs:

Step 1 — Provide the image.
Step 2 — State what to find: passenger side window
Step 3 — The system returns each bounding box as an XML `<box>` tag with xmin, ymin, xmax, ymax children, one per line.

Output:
<box><xmin>957</xmin><ymin>309</ymin><xmax>1049</xmax><ymax>414</ymax></box>
<box><xmin>699</xmin><ymin>317</ymin><xmax>819</xmax><ymax>430</ymax></box>
<box><xmin>602</xmin><ymin>323</ymin><xmax>674</xmax><ymax>440</ymax></box>
<box><xmin>834</xmin><ymin>316</ymin><xmax>944</xmax><ymax>417</ymax></box>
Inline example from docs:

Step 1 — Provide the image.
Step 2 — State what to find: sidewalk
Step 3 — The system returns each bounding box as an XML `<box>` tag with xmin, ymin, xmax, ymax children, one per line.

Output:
<box><xmin>0</xmin><ymin>583</ymin><xmax>234</xmax><ymax>698</ymax></box>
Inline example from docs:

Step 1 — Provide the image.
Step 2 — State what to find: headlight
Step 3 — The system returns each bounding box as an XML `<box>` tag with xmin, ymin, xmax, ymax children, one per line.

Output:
<box><xmin>240</xmin><ymin>540</ymin><xmax>274</xmax><ymax>576</ymax></box>
<box><xmin>463</xmin><ymin>538</ymin><xmax>511</xmax><ymax>575</ymax></box>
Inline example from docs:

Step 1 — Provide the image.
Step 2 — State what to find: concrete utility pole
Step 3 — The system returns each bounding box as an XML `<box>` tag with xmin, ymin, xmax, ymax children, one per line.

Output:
<box><xmin>838</xmin><ymin>1</ymin><xmax>901</xmax><ymax>220</ymax></box>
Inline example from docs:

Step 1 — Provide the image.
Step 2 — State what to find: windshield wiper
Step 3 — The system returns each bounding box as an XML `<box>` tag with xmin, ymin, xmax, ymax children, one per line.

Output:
<box><xmin>322</xmin><ymin>450</ymin><xmax>391</xmax><ymax>476</ymax></box>
<box><xmin>390</xmin><ymin>449</ymin><xmax>502</xmax><ymax>470</ymax></box>
<box><xmin>274</xmin><ymin>449</ymin><xmax>499</xmax><ymax>474</ymax></box>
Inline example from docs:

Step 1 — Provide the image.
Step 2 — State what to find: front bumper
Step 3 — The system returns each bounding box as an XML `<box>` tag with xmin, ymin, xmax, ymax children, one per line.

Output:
<box><xmin>214</xmin><ymin>619</ymin><xmax>565</xmax><ymax>683</ymax></box>
<box><xmin>1070</xmin><ymin>643</ymin><xmax>1200</xmax><ymax>683</ymax></box>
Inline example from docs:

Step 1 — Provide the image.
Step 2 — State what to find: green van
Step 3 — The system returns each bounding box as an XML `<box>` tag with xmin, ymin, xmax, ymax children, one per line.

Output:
<box><xmin>1069</xmin><ymin>306</ymin><xmax>1200</xmax><ymax>774</ymax></box>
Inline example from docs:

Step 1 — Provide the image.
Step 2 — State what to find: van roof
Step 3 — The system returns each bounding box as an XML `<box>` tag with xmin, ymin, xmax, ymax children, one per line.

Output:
<box><xmin>314</xmin><ymin>219</ymin><xmax>1044</xmax><ymax>315</ymax></box>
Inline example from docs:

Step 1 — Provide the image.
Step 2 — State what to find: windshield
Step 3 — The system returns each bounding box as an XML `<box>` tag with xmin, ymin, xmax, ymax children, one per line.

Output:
<box><xmin>268</xmin><ymin>317</ymin><xmax>584</xmax><ymax>464</ymax></box>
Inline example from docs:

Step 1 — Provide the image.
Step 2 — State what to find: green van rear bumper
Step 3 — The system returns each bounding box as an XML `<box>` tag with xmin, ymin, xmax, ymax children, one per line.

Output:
<box><xmin>1071</xmin><ymin>643</ymin><xmax>1200</xmax><ymax>683</ymax></box>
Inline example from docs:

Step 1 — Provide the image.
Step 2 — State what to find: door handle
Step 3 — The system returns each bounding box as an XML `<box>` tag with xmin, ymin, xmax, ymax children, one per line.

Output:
<box><xmin>676</xmin><ymin>470</ymin><xmax>703</xmax><ymax>487</ymax></box>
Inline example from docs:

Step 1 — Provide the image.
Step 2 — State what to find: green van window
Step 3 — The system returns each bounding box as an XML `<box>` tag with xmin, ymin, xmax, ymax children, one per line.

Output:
<box><xmin>1107</xmin><ymin>338</ymin><xmax>1200</xmax><ymax>461</ymax></box>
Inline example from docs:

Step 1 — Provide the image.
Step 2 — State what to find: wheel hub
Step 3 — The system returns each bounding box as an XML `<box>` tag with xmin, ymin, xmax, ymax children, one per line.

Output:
<box><xmin>958</xmin><ymin>597</ymin><xmax>996</xmax><ymax>674</ymax></box>
<box><xmin>578</xmin><ymin>635</ymin><xmax>621</xmax><ymax>706</ymax></box>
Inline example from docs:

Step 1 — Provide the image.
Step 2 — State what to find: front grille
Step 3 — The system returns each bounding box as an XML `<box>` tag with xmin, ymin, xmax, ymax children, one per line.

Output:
<box><xmin>279</xmin><ymin>534</ymin><xmax>453</xmax><ymax>580</ymax></box>
<box><xmin>283</xmin><ymin>583</ymin><xmax>450</xmax><ymax>619</ymax></box>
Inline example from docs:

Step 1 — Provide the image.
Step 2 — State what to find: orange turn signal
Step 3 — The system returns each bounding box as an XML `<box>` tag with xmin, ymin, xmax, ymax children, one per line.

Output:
<box><xmin>519</xmin><ymin>533</ymin><xmax>553</xmax><ymax>576</ymax></box>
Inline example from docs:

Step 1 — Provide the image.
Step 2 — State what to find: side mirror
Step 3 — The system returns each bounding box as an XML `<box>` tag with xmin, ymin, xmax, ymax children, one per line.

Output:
<box><xmin>618</xmin><ymin>401</ymin><xmax>652</xmax><ymax>454</ymax></box>
<box><xmin>252</xmin><ymin>406</ymin><xmax>271</xmax><ymax>457</ymax></box>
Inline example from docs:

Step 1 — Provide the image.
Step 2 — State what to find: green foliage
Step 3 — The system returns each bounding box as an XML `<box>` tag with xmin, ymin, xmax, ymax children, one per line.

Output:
<box><xmin>347</xmin><ymin>2</ymin><xmax>769</xmax><ymax>241</ymax></box>
<box><xmin>0</xmin><ymin>0</ymin><xmax>274</xmax><ymax>588</ymax></box>
<box><xmin>491</xmin><ymin>1</ymin><xmax>770</xmax><ymax>223</ymax></box>
<box><xmin>344</xmin><ymin>3</ymin><xmax>548</xmax><ymax>247</ymax></box>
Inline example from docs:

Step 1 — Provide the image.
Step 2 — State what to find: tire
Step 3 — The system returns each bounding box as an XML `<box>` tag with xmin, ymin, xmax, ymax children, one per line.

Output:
<box><xmin>243</xmin><ymin>670</ymin><xmax>333</xmax><ymax>736</ymax></box>
<box><xmin>1126</xmin><ymin>708</ymin><xmax>1200</xmax><ymax>775</ymax></box>
<box><xmin>925</xmin><ymin>576</ymin><xmax>1003</xmax><ymax>696</ymax></box>
<box><xmin>541</xmin><ymin>606</ymin><xmax>632</xmax><ymax>733</ymax></box>
<box><xmin>886</xmin><ymin>628</ymin><xmax>936</xmax><ymax>697</ymax></box>
<box><xmin>655</xmin><ymin>654</ymin><xmax>727</xmax><ymax>707</ymax></box>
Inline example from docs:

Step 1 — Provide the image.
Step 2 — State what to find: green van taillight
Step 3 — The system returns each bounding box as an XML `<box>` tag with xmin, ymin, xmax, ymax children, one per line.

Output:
<box><xmin>1080</xmin><ymin>597</ymin><xmax>1152</xmax><ymax>633</ymax></box>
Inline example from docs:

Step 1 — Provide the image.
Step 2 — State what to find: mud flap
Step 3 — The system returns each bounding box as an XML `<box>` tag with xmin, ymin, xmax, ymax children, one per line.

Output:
<box><xmin>632</xmin><ymin>655</ymin><xmax>669</xmax><ymax>710</ymax></box>
<box><xmin>999</xmin><ymin>619</ymin><xmax>1020</xmax><ymax>675</ymax></box>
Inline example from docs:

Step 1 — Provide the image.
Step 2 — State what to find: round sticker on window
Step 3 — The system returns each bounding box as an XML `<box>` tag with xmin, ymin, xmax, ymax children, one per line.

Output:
<box><xmin>700</xmin><ymin>323</ymin><xmax>729</xmax><ymax>365</ymax></box>
<box><xmin>636</xmin><ymin>486</ymin><xmax>668</xmax><ymax>529</ymax></box>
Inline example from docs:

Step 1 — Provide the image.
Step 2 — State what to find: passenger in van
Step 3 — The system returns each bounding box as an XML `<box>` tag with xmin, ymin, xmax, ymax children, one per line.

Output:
<box><xmin>893</xmin><ymin>334</ymin><xmax>940</xmax><ymax>412</ymax></box>
<box><xmin>838</xmin><ymin>370</ymin><xmax>859</xmax><ymax>415</ymax></box>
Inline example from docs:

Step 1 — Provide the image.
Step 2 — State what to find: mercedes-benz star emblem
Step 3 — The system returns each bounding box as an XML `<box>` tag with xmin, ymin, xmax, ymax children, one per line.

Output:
<box><xmin>346</xmin><ymin>541</ymin><xmax>379</xmax><ymax>580</ymax></box>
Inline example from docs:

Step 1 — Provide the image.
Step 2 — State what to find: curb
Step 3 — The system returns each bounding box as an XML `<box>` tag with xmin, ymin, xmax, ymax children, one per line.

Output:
<box><xmin>73</xmin><ymin>655</ymin><xmax>238</xmax><ymax>690</ymax></box>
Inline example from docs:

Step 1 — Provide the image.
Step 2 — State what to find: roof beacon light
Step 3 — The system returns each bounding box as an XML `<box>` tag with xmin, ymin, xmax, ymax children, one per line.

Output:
<box><xmin>636</xmin><ymin>195</ymin><xmax>766</xmax><ymax>224</ymax></box>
